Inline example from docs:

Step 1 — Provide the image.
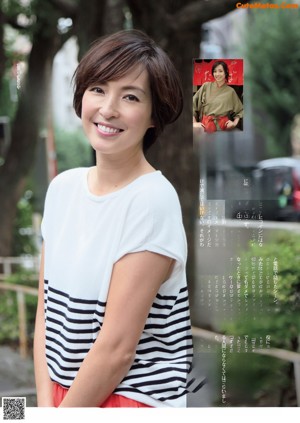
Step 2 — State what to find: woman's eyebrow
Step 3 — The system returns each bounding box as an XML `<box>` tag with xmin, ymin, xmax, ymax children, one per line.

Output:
<box><xmin>121</xmin><ymin>85</ymin><xmax>146</xmax><ymax>95</ymax></box>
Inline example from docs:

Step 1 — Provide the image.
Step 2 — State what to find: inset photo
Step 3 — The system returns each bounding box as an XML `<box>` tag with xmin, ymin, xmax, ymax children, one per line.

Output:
<box><xmin>193</xmin><ymin>59</ymin><xmax>244</xmax><ymax>133</ymax></box>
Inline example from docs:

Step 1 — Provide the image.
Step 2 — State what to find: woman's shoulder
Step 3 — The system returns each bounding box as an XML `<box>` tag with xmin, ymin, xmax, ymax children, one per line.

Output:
<box><xmin>138</xmin><ymin>171</ymin><xmax>178</xmax><ymax>198</ymax></box>
<box><xmin>224</xmin><ymin>84</ymin><xmax>237</xmax><ymax>94</ymax></box>
<box><xmin>132</xmin><ymin>171</ymin><xmax>182</xmax><ymax>216</ymax></box>
<box><xmin>45</xmin><ymin>168</ymin><xmax>88</xmax><ymax>200</ymax></box>
<box><xmin>49</xmin><ymin>167</ymin><xmax>88</xmax><ymax>188</ymax></box>
<box><xmin>203</xmin><ymin>81</ymin><xmax>214</xmax><ymax>89</ymax></box>
<box><xmin>198</xmin><ymin>81</ymin><xmax>212</xmax><ymax>91</ymax></box>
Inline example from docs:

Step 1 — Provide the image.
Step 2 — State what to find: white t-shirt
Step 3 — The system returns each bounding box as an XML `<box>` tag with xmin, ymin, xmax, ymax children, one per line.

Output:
<box><xmin>41</xmin><ymin>168</ymin><xmax>194</xmax><ymax>407</ymax></box>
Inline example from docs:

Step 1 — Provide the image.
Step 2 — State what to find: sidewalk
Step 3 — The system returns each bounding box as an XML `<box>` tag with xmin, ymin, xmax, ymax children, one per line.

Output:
<box><xmin>0</xmin><ymin>346</ymin><xmax>36</xmax><ymax>406</ymax></box>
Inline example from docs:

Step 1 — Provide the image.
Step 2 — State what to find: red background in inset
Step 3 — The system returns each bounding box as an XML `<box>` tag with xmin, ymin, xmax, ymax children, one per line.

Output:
<box><xmin>193</xmin><ymin>59</ymin><xmax>244</xmax><ymax>86</ymax></box>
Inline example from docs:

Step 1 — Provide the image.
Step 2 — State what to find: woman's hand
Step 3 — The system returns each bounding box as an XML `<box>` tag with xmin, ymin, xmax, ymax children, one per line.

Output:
<box><xmin>225</xmin><ymin>117</ymin><xmax>239</xmax><ymax>130</ymax></box>
<box><xmin>225</xmin><ymin>120</ymin><xmax>236</xmax><ymax>130</ymax></box>
<box><xmin>193</xmin><ymin>121</ymin><xmax>205</xmax><ymax>136</ymax></box>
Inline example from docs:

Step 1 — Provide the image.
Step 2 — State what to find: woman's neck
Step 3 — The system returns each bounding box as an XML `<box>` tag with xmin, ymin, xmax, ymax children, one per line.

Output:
<box><xmin>88</xmin><ymin>148</ymin><xmax>155</xmax><ymax>196</ymax></box>
<box><xmin>215</xmin><ymin>80</ymin><xmax>226</xmax><ymax>88</ymax></box>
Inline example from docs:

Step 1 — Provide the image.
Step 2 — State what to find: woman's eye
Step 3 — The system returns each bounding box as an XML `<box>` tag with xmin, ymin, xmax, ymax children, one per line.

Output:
<box><xmin>90</xmin><ymin>87</ymin><xmax>104</xmax><ymax>94</ymax></box>
<box><xmin>124</xmin><ymin>94</ymin><xmax>139</xmax><ymax>102</ymax></box>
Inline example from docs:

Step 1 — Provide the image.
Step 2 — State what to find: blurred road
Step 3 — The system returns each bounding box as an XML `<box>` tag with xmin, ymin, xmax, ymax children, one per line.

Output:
<box><xmin>0</xmin><ymin>346</ymin><xmax>36</xmax><ymax>406</ymax></box>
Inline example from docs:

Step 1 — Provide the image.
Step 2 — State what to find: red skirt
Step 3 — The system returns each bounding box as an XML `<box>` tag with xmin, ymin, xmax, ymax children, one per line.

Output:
<box><xmin>53</xmin><ymin>382</ymin><xmax>152</xmax><ymax>408</ymax></box>
<box><xmin>201</xmin><ymin>114</ymin><xmax>229</xmax><ymax>133</ymax></box>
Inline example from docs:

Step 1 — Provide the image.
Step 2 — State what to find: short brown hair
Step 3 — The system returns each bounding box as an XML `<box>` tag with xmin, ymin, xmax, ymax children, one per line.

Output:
<box><xmin>72</xmin><ymin>29</ymin><xmax>183</xmax><ymax>151</ymax></box>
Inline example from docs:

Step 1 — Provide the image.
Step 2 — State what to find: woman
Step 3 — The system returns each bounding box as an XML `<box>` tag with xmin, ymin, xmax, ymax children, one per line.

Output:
<box><xmin>193</xmin><ymin>60</ymin><xmax>243</xmax><ymax>133</ymax></box>
<box><xmin>34</xmin><ymin>29</ymin><xmax>196</xmax><ymax>408</ymax></box>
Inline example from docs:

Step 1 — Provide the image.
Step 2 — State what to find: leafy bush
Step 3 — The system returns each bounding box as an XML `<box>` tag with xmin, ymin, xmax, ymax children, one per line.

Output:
<box><xmin>12</xmin><ymin>190</ymin><xmax>37</xmax><ymax>257</ymax></box>
<box><xmin>55</xmin><ymin>126</ymin><xmax>93</xmax><ymax>173</ymax></box>
<box><xmin>218</xmin><ymin>232</ymin><xmax>300</xmax><ymax>405</ymax></box>
<box><xmin>0</xmin><ymin>269</ymin><xmax>38</xmax><ymax>346</ymax></box>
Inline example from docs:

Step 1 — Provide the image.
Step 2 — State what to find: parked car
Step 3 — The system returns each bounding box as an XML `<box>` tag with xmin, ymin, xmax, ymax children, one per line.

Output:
<box><xmin>231</xmin><ymin>157</ymin><xmax>300</xmax><ymax>221</ymax></box>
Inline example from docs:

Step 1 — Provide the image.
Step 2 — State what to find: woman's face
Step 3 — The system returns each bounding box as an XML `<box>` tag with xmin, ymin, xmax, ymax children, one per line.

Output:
<box><xmin>81</xmin><ymin>66</ymin><xmax>153</xmax><ymax>156</ymax></box>
<box><xmin>213</xmin><ymin>64</ymin><xmax>226</xmax><ymax>85</ymax></box>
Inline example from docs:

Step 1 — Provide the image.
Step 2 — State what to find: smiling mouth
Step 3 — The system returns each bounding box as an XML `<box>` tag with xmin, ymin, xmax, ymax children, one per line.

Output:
<box><xmin>95</xmin><ymin>123</ymin><xmax>124</xmax><ymax>134</ymax></box>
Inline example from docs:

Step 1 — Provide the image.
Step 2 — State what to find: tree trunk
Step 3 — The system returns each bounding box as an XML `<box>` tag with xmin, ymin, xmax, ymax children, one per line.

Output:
<box><xmin>75</xmin><ymin>0</ymin><xmax>125</xmax><ymax>60</ymax></box>
<box><xmin>0</xmin><ymin>2</ymin><xmax>5</xmax><ymax>84</ymax></box>
<box><xmin>127</xmin><ymin>0</ymin><xmax>201</xmax><ymax>317</ymax></box>
<box><xmin>0</xmin><ymin>8</ymin><xmax>65</xmax><ymax>256</ymax></box>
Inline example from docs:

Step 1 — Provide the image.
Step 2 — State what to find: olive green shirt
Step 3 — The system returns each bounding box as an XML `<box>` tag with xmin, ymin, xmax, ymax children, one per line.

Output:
<box><xmin>193</xmin><ymin>82</ymin><xmax>244</xmax><ymax>121</ymax></box>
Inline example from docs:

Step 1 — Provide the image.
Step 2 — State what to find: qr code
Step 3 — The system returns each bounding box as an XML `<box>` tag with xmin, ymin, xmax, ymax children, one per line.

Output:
<box><xmin>2</xmin><ymin>397</ymin><xmax>26</xmax><ymax>420</ymax></box>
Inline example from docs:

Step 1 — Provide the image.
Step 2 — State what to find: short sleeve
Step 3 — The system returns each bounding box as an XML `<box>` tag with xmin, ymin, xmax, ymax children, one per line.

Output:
<box><xmin>193</xmin><ymin>88</ymin><xmax>202</xmax><ymax>121</ymax></box>
<box><xmin>193</xmin><ymin>83</ymin><xmax>208</xmax><ymax>121</ymax></box>
<box><xmin>114</xmin><ymin>185</ymin><xmax>187</xmax><ymax>268</ymax></box>
<box><xmin>232</xmin><ymin>89</ymin><xmax>243</xmax><ymax>118</ymax></box>
<box><xmin>40</xmin><ymin>179</ymin><xmax>55</xmax><ymax>241</ymax></box>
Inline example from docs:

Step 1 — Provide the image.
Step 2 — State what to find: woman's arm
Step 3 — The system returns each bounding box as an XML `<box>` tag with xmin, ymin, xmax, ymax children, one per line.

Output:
<box><xmin>33</xmin><ymin>243</ymin><xmax>55</xmax><ymax>407</ymax></box>
<box><xmin>193</xmin><ymin>85</ymin><xmax>205</xmax><ymax>123</ymax></box>
<box><xmin>225</xmin><ymin>88</ymin><xmax>243</xmax><ymax>130</ymax></box>
<box><xmin>225</xmin><ymin>116</ymin><xmax>240</xmax><ymax>129</ymax></box>
<box><xmin>59</xmin><ymin>251</ymin><xmax>174</xmax><ymax>407</ymax></box>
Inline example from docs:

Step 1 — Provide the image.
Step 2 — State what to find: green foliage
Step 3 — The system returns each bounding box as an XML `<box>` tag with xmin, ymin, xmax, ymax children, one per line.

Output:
<box><xmin>219</xmin><ymin>231</ymin><xmax>300</xmax><ymax>405</ymax></box>
<box><xmin>244</xmin><ymin>2</ymin><xmax>300</xmax><ymax>156</ymax></box>
<box><xmin>223</xmin><ymin>232</ymin><xmax>300</xmax><ymax>348</ymax></box>
<box><xmin>0</xmin><ymin>75</ymin><xmax>18</xmax><ymax>119</ymax></box>
<box><xmin>55</xmin><ymin>126</ymin><xmax>93</xmax><ymax>173</ymax></box>
<box><xmin>0</xmin><ymin>269</ymin><xmax>38</xmax><ymax>345</ymax></box>
<box><xmin>1</xmin><ymin>0</ymin><xmax>32</xmax><ymax>20</ymax></box>
<box><xmin>215</xmin><ymin>350</ymin><xmax>290</xmax><ymax>406</ymax></box>
<box><xmin>12</xmin><ymin>190</ymin><xmax>37</xmax><ymax>257</ymax></box>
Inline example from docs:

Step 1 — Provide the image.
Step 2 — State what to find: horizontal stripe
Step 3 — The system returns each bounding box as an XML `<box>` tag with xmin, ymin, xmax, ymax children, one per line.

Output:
<box><xmin>48</xmin><ymin>285</ymin><xmax>101</xmax><ymax>305</ymax></box>
<box><xmin>114</xmin><ymin>385</ymin><xmax>187</xmax><ymax>400</ymax></box>
<box><xmin>46</xmin><ymin>306</ymin><xmax>95</xmax><ymax>324</ymax></box>
<box><xmin>144</xmin><ymin>324</ymin><xmax>192</xmax><ymax>339</ymax></box>
<box><xmin>144</xmin><ymin>314</ymin><xmax>190</xmax><ymax>330</ymax></box>
<box><xmin>135</xmin><ymin>354</ymin><xmax>194</xmax><ymax>364</ymax></box>
<box><xmin>47</xmin><ymin>316</ymin><xmax>100</xmax><ymax>333</ymax></box>
<box><xmin>148</xmin><ymin>304</ymin><xmax>190</xmax><ymax>320</ymax></box>
<box><xmin>46</xmin><ymin>354</ymin><xmax>80</xmax><ymax>373</ymax></box>
<box><xmin>47</xmin><ymin>326</ymin><xmax>94</xmax><ymax>344</ymax></box>
<box><xmin>123</xmin><ymin>366</ymin><xmax>188</xmax><ymax>383</ymax></box>
<box><xmin>46</xmin><ymin>335</ymin><xmax>90</xmax><ymax>354</ymax></box>
<box><xmin>114</xmin><ymin>385</ymin><xmax>182</xmax><ymax>395</ymax></box>
<box><xmin>47</xmin><ymin>296</ymin><xmax>97</xmax><ymax>315</ymax></box>
<box><xmin>93</xmin><ymin>309</ymin><xmax>105</xmax><ymax>318</ymax></box>
<box><xmin>47</xmin><ymin>362</ymin><xmax>75</xmax><ymax>381</ymax></box>
<box><xmin>174</xmin><ymin>295</ymin><xmax>189</xmax><ymax>306</ymax></box>
<box><xmin>151</xmin><ymin>302</ymin><xmax>173</xmax><ymax>310</ymax></box>
<box><xmin>129</xmin><ymin>376</ymin><xmax>187</xmax><ymax>389</ymax></box>
<box><xmin>138</xmin><ymin>332</ymin><xmax>192</xmax><ymax>346</ymax></box>
<box><xmin>46</xmin><ymin>345</ymin><xmax>84</xmax><ymax>364</ymax></box>
<box><xmin>156</xmin><ymin>292</ymin><xmax>177</xmax><ymax>301</ymax></box>
<box><xmin>115</xmin><ymin>376</ymin><xmax>204</xmax><ymax>402</ymax></box>
<box><xmin>136</xmin><ymin>343</ymin><xmax>193</xmax><ymax>357</ymax></box>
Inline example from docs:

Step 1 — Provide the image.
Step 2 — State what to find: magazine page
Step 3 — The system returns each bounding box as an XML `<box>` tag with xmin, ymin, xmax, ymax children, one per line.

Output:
<box><xmin>0</xmin><ymin>1</ymin><xmax>299</xmax><ymax>422</ymax></box>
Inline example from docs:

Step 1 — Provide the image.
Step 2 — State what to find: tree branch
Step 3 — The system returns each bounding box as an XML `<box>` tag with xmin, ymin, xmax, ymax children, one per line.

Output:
<box><xmin>48</xmin><ymin>0</ymin><xmax>78</xmax><ymax>17</ymax></box>
<box><xmin>168</xmin><ymin>0</ymin><xmax>252</xmax><ymax>32</ymax></box>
